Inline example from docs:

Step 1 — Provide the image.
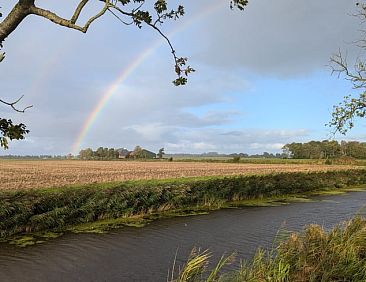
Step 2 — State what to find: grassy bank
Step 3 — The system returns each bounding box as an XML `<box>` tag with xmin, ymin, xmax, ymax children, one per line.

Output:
<box><xmin>171</xmin><ymin>216</ymin><xmax>366</xmax><ymax>282</ymax></box>
<box><xmin>1</xmin><ymin>169</ymin><xmax>366</xmax><ymax>245</ymax></box>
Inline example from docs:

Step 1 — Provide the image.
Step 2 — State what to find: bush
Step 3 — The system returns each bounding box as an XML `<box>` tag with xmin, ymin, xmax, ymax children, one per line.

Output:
<box><xmin>232</xmin><ymin>156</ymin><xmax>241</xmax><ymax>163</ymax></box>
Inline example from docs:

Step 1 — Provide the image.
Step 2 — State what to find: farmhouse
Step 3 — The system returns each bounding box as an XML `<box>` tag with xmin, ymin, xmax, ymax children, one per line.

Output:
<box><xmin>117</xmin><ymin>148</ymin><xmax>130</xmax><ymax>159</ymax></box>
<box><xmin>117</xmin><ymin>147</ymin><xmax>156</xmax><ymax>159</ymax></box>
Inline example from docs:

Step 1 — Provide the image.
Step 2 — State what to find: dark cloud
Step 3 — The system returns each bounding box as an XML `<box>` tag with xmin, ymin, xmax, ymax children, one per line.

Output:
<box><xmin>195</xmin><ymin>0</ymin><xmax>360</xmax><ymax>76</ymax></box>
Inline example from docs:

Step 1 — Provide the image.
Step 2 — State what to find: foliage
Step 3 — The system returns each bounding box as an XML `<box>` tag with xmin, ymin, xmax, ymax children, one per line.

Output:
<box><xmin>0</xmin><ymin>118</ymin><xmax>29</xmax><ymax>149</ymax></box>
<box><xmin>172</xmin><ymin>216</ymin><xmax>366</xmax><ymax>282</ymax></box>
<box><xmin>132</xmin><ymin>145</ymin><xmax>144</xmax><ymax>158</ymax></box>
<box><xmin>0</xmin><ymin>10</ymin><xmax>29</xmax><ymax>149</ymax></box>
<box><xmin>282</xmin><ymin>140</ymin><xmax>366</xmax><ymax>159</ymax></box>
<box><xmin>79</xmin><ymin>147</ymin><xmax>119</xmax><ymax>160</ymax></box>
<box><xmin>230</xmin><ymin>0</ymin><xmax>249</xmax><ymax>10</ymax></box>
<box><xmin>329</xmin><ymin>2</ymin><xmax>366</xmax><ymax>133</ymax></box>
<box><xmin>329</xmin><ymin>93</ymin><xmax>366</xmax><ymax>134</ymax></box>
<box><xmin>79</xmin><ymin>146</ymin><xmax>158</xmax><ymax>160</ymax></box>
<box><xmin>0</xmin><ymin>169</ymin><xmax>365</xmax><ymax>239</ymax></box>
<box><xmin>157</xmin><ymin>147</ymin><xmax>165</xmax><ymax>159</ymax></box>
<box><xmin>231</xmin><ymin>156</ymin><xmax>241</xmax><ymax>163</ymax></box>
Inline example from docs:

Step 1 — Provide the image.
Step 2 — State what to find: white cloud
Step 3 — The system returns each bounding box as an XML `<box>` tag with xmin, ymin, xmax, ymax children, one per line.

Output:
<box><xmin>249</xmin><ymin>143</ymin><xmax>285</xmax><ymax>151</ymax></box>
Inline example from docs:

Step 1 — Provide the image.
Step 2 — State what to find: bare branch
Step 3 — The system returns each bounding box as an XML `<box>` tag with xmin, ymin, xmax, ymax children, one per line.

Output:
<box><xmin>107</xmin><ymin>8</ymin><xmax>133</xmax><ymax>25</ymax></box>
<box><xmin>29</xmin><ymin>1</ymin><xmax>110</xmax><ymax>33</ymax></box>
<box><xmin>330</xmin><ymin>49</ymin><xmax>366</xmax><ymax>89</ymax></box>
<box><xmin>106</xmin><ymin>2</ymin><xmax>194</xmax><ymax>85</ymax></box>
<box><xmin>0</xmin><ymin>95</ymin><xmax>33</xmax><ymax>113</ymax></box>
<box><xmin>71</xmin><ymin>0</ymin><xmax>90</xmax><ymax>24</ymax></box>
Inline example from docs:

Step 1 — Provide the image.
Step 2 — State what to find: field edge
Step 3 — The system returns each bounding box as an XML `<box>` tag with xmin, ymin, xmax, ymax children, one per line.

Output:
<box><xmin>1</xmin><ymin>169</ymin><xmax>366</xmax><ymax>246</ymax></box>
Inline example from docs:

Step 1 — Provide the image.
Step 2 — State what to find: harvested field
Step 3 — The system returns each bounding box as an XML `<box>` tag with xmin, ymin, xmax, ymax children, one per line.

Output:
<box><xmin>0</xmin><ymin>160</ymin><xmax>361</xmax><ymax>190</ymax></box>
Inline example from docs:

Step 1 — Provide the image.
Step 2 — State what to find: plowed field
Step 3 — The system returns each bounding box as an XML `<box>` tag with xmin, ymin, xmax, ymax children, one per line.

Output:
<box><xmin>0</xmin><ymin>160</ymin><xmax>360</xmax><ymax>190</ymax></box>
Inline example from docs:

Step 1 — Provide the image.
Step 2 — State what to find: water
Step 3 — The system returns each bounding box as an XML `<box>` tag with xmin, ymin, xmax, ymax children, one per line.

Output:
<box><xmin>1</xmin><ymin>191</ymin><xmax>366</xmax><ymax>282</ymax></box>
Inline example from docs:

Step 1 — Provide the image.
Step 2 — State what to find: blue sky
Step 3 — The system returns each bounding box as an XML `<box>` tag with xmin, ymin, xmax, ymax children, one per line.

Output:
<box><xmin>0</xmin><ymin>0</ymin><xmax>365</xmax><ymax>155</ymax></box>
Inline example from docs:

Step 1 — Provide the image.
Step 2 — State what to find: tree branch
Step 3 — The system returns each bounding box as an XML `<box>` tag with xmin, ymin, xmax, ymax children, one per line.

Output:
<box><xmin>107</xmin><ymin>8</ymin><xmax>133</xmax><ymax>25</ymax></box>
<box><xmin>71</xmin><ymin>0</ymin><xmax>90</xmax><ymax>24</ymax></box>
<box><xmin>330</xmin><ymin>50</ymin><xmax>366</xmax><ymax>89</ymax></box>
<box><xmin>0</xmin><ymin>95</ymin><xmax>33</xmax><ymax>113</ymax></box>
<box><xmin>0</xmin><ymin>0</ymin><xmax>35</xmax><ymax>44</ymax></box>
<box><xmin>107</xmin><ymin>2</ymin><xmax>194</xmax><ymax>85</ymax></box>
<box><xmin>29</xmin><ymin>1</ymin><xmax>110</xmax><ymax>33</ymax></box>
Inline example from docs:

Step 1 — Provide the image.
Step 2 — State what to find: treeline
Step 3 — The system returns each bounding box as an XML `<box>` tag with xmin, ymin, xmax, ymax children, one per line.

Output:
<box><xmin>231</xmin><ymin>152</ymin><xmax>287</xmax><ymax>159</ymax></box>
<box><xmin>167</xmin><ymin>152</ymin><xmax>287</xmax><ymax>159</ymax></box>
<box><xmin>283</xmin><ymin>140</ymin><xmax>366</xmax><ymax>159</ymax></box>
<box><xmin>78</xmin><ymin>146</ymin><xmax>159</xmax><ymax>160</ymax></box>
<box><xmin>79</xmin><ymin>147</ymin><xmax>120</xmax><ymax>160</ymax></box>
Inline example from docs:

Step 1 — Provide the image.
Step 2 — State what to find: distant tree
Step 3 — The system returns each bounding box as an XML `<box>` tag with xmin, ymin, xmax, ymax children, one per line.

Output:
<box><xmin>102</xmin><ymin>147</ymin><xmax>109</xmax><ymax>159</ymax></box>
<box><xmin>96</xmin><ymin>147</ymin><xmax>104</xmax><ymax>159</ymax></box>
<box><xmin>108</xmin><ymin>148</ymin><xmax>119</xmax><ymax>159</ymax></box>
<box><xmin>232</xmin><ymin>156</ymin><xmax>241</xmax><ymax>163</ymax></box>
<box><xmin>321</xmin><ymin>140</ymin><xmax>341</xmax><ymax>159</ymax></box>
<box><xmin>79</xmin><ymin>148</ymin><xmax>94</xmax><ymax>160</ymax></box>
<box><xmin>262</xmin><ymin>152</ymin><xmax>273</xmax><ymax>158</ymax></box>
<box><xmin>125</xmin><ymin>151</ymin><xmax>132</xmax><ymax>159</ymax></box>
<box><xmin>342</xmin><ymin>141</ymin><xmax>366</xmax><ymax>159</ymax></box>
<box><xmin>79</xmin><ymin>147</ymin><xmax>119</xmax><ymax>160</ymax></box>
<box><xmin>157</xmin><ymin>148</ymin><xmax>165</xmax><ymax>159</ymax></box>
<box><xmin>283</xmin><ymin>140</ymin><xmax>366</xmax><ymax>159</ymax></box>
<box><xmin>133</xmin><ymin>145</ymin><xmax>144</xmax><ymax>159</ymax></box>
<box><xmin>239</xmin><ymin>153</ymin><xmax>249</xmax><ymax>158</ymax></box>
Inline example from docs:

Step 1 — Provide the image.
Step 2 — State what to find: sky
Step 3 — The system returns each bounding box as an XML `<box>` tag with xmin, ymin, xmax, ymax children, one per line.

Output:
<box><xmin>1</xmin><ymin>0</ymin><xmax>365</xmax><ymax>155</ymax></box>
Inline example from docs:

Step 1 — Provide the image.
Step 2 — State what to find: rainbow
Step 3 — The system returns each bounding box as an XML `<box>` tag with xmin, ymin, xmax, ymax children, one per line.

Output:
<box><xmin>71</xmin><ymin>0</ymin><xmax>226</xmax><ymax>155</ymax></box>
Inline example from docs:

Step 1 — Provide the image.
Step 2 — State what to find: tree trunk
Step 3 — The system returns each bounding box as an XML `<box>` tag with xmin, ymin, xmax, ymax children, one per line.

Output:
<box><xmin>0</xmin><ymin>0</ymin><xmax>35</xmax><ymax>44</ymax></box>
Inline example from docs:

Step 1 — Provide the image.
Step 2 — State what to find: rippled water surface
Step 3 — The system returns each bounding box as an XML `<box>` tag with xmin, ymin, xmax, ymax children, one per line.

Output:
<box><xmin>1</xmin><ymin>191</ymin><xmax>366</xmax><ymax>282</ymax></box>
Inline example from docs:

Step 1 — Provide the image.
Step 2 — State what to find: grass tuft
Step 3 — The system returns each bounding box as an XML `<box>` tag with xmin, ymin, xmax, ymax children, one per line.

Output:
<box><xmin>172</xmin><ymin>216</ymin><xmax>366</xmax><ymax>281</ymax></box>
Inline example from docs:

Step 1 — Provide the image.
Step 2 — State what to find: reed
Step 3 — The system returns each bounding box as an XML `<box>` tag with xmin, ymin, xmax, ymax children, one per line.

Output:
<box><xmin>170</xmin><ymin>216</ymin><xmax>366</xmax><ymax>281</ymax></box>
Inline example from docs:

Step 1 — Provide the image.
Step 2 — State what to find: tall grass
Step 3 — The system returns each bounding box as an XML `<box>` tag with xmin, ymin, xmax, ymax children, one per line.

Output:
<box><xmin>170</xmin><ymin>217</ymin><xmax>366</xmax><ymax>282</ymax></box>
<box><xmin>1</xmin><ymin>170</ymin><xmax>366</xmax><ymax>239</ymax></box>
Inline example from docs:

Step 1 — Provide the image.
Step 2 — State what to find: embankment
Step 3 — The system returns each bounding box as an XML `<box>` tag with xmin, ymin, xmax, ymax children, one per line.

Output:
<box><xmin>1</xmin><ymin>169</ymin><xmax>366</xmax><ymax>241</ymax></box>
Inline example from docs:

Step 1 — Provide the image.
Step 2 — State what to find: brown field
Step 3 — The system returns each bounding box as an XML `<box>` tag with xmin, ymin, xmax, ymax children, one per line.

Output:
<box><xmin>0</xmin><ymin>160</ymin><xmax>362</xmax><ymax>191</ymax></box>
